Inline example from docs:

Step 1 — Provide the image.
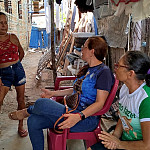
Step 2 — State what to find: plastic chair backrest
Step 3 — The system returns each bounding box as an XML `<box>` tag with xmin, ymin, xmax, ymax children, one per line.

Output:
<box><xmin>93</xmin><ymin>75</ymin><xmax>119</xmax><ymax>116</ymax></box>
<box><xmin>54</xmin><ymin>76</ymin><xmax>76</xmax><ymax>91</ymax></box>
<box><xmin>52</xmin><ymin>76</ymin><xmax>76</xmax><ymax>102</ymax></box>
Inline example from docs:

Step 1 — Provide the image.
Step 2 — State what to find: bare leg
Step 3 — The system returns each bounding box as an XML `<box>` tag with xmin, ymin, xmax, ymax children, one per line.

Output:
<box><xmin>0</xmin><ymin>86</ymin><xmax>9</xmax><ymax>113</ymax></box>
<box><xmin>15</xmin><ymin>84</ymin><xmax>28</xmax><ymax>137</ymax></box>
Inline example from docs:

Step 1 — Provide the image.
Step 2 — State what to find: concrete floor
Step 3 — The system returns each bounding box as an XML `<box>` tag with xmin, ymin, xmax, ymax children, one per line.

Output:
<box><xmin>0</xmin><ymin>116</ymin><xmax>46</xmax><ymax>150</ymax></box>
<box><xmin>0</xmin><ymin>116</ymin><xmax>48</xmax><ymax>150</ymax></box>
<box><xmin>0</xmin><ymin>117</ymin><xmax>86</xmax><ymax>150</ymax></box>
<box><xmin>0</xmin><ymin>117</ymin><xmax>115</xmax><ymax>150</ymax></box>
<box><xmin>0</xmin><ymin>116</ymin><xmax>86</xmax><ymax>150</ymax></box>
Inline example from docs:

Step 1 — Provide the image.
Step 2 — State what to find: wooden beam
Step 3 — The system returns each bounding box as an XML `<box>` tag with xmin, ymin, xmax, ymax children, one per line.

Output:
<box><xmin>50</xmin><ymin>0</ymin><xmax>57</xmax><ymax>82</ymax></box>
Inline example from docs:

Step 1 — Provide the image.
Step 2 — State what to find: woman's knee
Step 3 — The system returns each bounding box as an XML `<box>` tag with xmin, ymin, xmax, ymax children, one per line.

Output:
<box><xmin>34</xmin><ymin>98</ymin><xmax>57</xmax><ymax>110</ymax></box>
<box><xmin>35</xmin><ymin>98</ymin><xmax>50</xmax><ymax>105</ymax></box>
<box><xmin>33</xmin><ymin>98</ymin><xmax>48</xmax><ymax>109</ymax></box>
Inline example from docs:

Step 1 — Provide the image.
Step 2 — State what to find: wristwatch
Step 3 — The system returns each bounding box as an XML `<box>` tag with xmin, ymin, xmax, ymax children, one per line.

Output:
<box><xmin>79</xmin><ymin>111</ymin><xmax>85</xmax><ymax>120</ymax></box>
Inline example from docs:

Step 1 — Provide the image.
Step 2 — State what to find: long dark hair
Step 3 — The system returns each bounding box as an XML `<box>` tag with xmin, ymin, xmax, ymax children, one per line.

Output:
<box><xmin>123</xmin><ymin>51</ymin><xmax>150</xmax><ymax>86</ymax></box>
<box><xmin>76</xmin><ymin>64</ymin><xmax>89</xmax><ymax>78</ymax></box>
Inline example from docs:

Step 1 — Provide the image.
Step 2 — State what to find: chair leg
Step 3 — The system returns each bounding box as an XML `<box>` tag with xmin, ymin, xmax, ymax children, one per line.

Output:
<box><xmin>47</xmin><ymin>129</ymin><xmax>67</xmax><ymax>150</ymax></box>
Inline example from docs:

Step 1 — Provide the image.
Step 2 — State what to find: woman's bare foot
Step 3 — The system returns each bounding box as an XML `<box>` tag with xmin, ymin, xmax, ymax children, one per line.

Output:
<box><xmin>8</xmin><ymin>109</ymin><xmax>30</xmax><ymax>120</ymax></box>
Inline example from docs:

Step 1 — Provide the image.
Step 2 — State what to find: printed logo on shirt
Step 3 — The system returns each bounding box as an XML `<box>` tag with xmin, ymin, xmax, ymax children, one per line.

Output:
<box><xmin>119</xmin><ymin>103</ymin><xmax>136</xmax><ymax>118</ymax></box>
<box><xmin>119</xmin><ymin>103</ymin><xmax>143</xmax><ymax>141</ymax></box>
<box><xmin>118</xmin><ymin>112</ymin><xmax>137</xmax><ymax>140</ymax></box>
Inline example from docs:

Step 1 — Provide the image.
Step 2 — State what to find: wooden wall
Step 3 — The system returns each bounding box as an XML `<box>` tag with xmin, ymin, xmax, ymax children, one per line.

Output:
<box><xmin>106</xmin><ymin>47</ymin><xmax>125</xmax><ymax>72</ymax></box>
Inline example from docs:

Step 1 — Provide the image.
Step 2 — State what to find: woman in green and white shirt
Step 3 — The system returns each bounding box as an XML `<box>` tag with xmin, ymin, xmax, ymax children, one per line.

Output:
<box><xmin>92</xmin><ymin>51</ymin><xmax>150</xmax><ymax>150</ymax></box>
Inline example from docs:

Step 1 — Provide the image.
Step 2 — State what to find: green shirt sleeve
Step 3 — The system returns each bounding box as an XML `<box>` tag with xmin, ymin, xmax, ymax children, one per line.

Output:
<box><xmin>139</xmin><ymin>97</ymin><xmax>150</xmax><ymax>120</ymax></box>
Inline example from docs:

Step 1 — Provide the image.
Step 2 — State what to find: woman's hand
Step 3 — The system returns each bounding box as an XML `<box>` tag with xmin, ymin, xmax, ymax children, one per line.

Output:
<box><xmin>58</xmin><ymin>113</ymin><xmax>81</xmax><ymax>129</ymax></box>
<box><xmin>102</xmin><ymin>141</ymin><xmax>118</xmax><ymax>150</ymax></box>
<box><xmin>40</xmin><ymin>88</ymin><xmax>54</xmax><ymax>98</ymax></box>
<box><xmin>98</xmin><ymin>131</ymin><xmax>120</xmax><ymax>149</ymax></box>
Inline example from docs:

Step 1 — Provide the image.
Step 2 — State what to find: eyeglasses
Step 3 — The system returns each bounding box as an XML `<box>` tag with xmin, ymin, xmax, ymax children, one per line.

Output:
<box><xmin>114</xmin><ymin>63</ymin><xmax>129</xmax><ymax>69</ymax></box>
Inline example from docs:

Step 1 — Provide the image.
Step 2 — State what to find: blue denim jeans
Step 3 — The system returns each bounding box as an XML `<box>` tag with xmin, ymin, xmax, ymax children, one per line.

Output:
<box><xmin>27</xmin><ymin>98</ymin><xmax>99</xmax><ymax>150</ymax></box>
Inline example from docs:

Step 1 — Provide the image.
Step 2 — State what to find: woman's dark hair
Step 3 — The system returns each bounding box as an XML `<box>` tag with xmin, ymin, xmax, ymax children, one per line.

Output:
<box><xmin>123</xmin><ymin>51</ymin><xmax>150</xmax><ymax>86</ymax></box>
<box><xmin>76</xmin><ymin>36</ymin><xmax>108</xmax><ymax>78</ymax></box>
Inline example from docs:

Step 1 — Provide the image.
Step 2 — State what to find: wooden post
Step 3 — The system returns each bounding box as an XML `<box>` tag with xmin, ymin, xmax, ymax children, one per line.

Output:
<box><xmin>50</xmin><ymin>0</ymin><xmax>57</xmax><ymax>82</ymax></box>
<box><xmin>127</xmin><ymin>14</ymin><xmax>131</xmax><ymax>51</ymax></box>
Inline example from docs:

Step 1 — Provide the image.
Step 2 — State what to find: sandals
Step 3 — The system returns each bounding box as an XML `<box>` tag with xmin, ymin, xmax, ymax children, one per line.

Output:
<box><xmin>8</xmin><ymin>109</ymin><xmax>29</xmax><ymax>120</ymax></box>
<box><xmin>8</xmin><ymin>110</ymin><xmax>29</xmax><ymax>137</ymax></box>
<box><xmin>18</xmin><ymin>129</ymin><xmax>28</xmax><ymax>137</ymax></box>
<box><xmin>8</xmin><ymin>111</ymin><xmax>23</xmax><ymax>120</ymax></box>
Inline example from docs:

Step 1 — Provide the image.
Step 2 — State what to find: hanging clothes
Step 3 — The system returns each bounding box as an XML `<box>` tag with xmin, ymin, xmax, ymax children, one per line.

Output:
<box><xmin>111</xmin><ymin>0</ymin><xmax>150</xmax><ymax>22</ymax></box>
<box><xmin>93</xmin><ymin>0</ymin><xmax>115</xmax><ymax>20</ymax></box>
<box><xmin>75</xmin><ymin>0</ymin><xmax>94</xmax><ymax>13</ymax></box>
<box><xmin>113</xmin><ymin>3</ymin><xmax>131</xmax><ymax>16</ymax></box>
<box><xmin>132</xmin><ymin>0</ymin><xmax>150</xmax><ymax>22</ymax></box>
<box><xmin>56</xmin><ymin>0</ymin><xmax>62</xmax><ymax>5</ymax></box>
<box><xmin>98</xmin><ymin>11</ymin><xmax>129</xmax><ymax>48</ymax></box>
<box><xmin>110</xmin><ymin>0</ymin><xmax>140</xmax><ymax>6</ymax></box>
<box><xmin>71</xmin><ymin>6</ymin><xmax>77</xmax><ymax>32</ymax></box>
<box><xmin>44</xmin><ymin>0</ymin><xmax>51</xmax><ymax>34</ymax></box>
<box><xmin>56</xmin><ymin>4</ymin><xmax>60</xmax><ymax>29</ymax></box>
<box><xmin>131</xmin><ymin>21</ymin><xmax>142</xmax><ymax>50</ymax></box>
